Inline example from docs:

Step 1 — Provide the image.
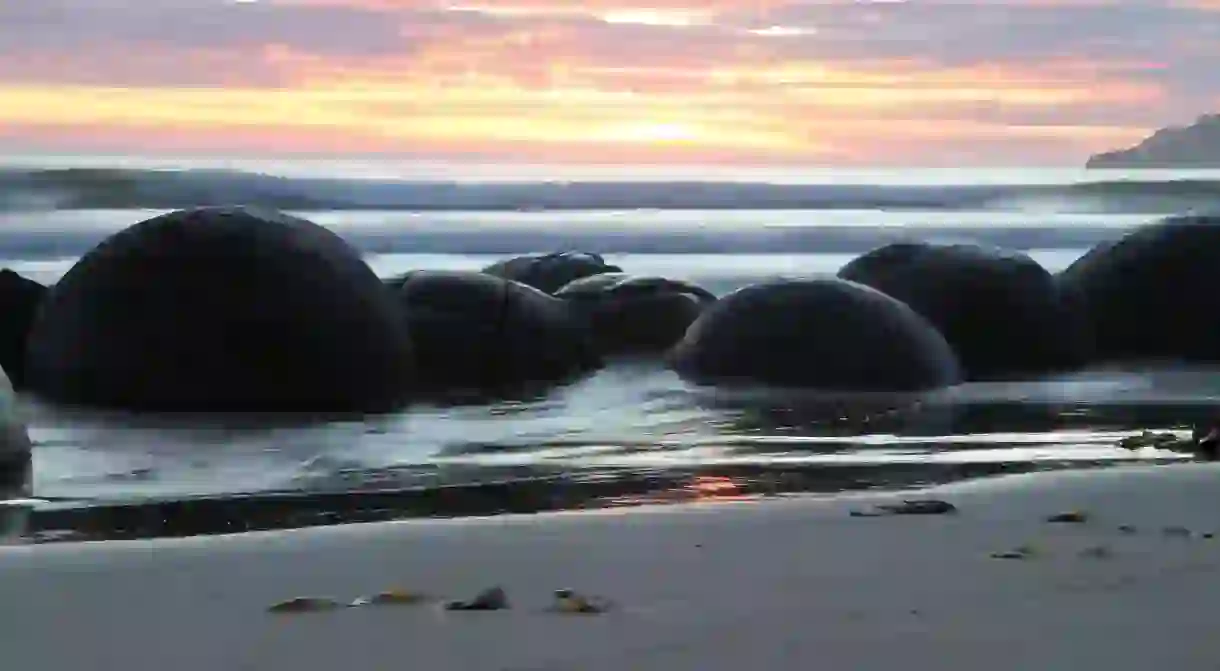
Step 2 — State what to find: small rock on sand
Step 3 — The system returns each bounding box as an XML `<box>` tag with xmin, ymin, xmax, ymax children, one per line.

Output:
<box><xmin>1045</xmin><ymin>511</ymin><xmax>1089</xmax><ymax>524</ymax></box>
<box><xmin>349</xmin><ymin>590</ymin><xmax>430</xmax><ymax>607</ymax></box>
<box><xmin>267</xmin><ymin>597</ymin><xmax>345</xmax><ymax>614</ymax></box>
<box><xmin>990</xmin><ymin>545</ymin><xmax>1038</xmax><ymax>560</ymax></box>
<box><xmin>445</xmin><ymin>586</ymin><xmax>509</xmax><ymax>611</ymax></box>
<box><xmin>549</xmin><ymin>589</ymin><xmax>612</xmax><ymax>615</ymax></box>
<box><xmin>851</xmin><ymin>499</ymin><xmax>957</xmax><ymax>517</ymax></box>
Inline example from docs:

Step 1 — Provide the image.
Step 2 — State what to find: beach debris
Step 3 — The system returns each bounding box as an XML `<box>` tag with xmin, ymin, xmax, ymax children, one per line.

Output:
<box><xmin>990</xmin><ymin>544</ymin><xmax>1038</xmax><ymax>560</ymax></box>
<box><xmin>349</xmin><ymin>589</ymin><xmax>431</xmax><ymax>608</ymax></box>
<box><xmin>445</xmin><ymin>586</ymin><xmax>509</xmax><ymax>611</ymax></box>
<box><xmin>1078</xmin><ymin>544</ymin><xmax>1114</xmax><ymax>560</ymax></box>
<box><xmin>1192</xmin><ymin>422</ymin><xmax>1220</xmax><ymax>460</ymax></box>
<box><xmin>850</xmin><ymin>499</ymin><xmax>957</xmax><ymax>517</ymax></box>
<box><xmin>1118</xmin><ymin>430</ymin><xmax>1181</xmax><ymax>450</ymax></box>
<box><xmin>548</xmin><ymin>589</ymin><xmax>612</xmax><ymax>615</ymax></box>
<box><xmin>1161</xmin><ymin>525</ymin><xmax>1193</xmax><ymax>538</ymax></box>
<box><xmin>267</xmin><ymin>596</ymin><xmax>345</xmax><ymax>614</ymax></box>
<box><xmin>1045</xmin><ymin>510</ymin><xmax>1090</xmax><ymax>524</ymax></box>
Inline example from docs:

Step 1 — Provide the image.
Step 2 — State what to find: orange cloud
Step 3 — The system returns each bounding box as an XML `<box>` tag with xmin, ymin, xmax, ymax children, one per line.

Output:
<box><xmin>0</xmin><ymin>0</ymin><xmax>1203</xmax><ymax>165</ymax></box>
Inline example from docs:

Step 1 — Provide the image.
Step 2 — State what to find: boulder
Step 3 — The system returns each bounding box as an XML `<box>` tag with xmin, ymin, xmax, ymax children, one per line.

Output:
<box><xmin>24</xmin><ymin>206</ymin><xmax>416</xmax><ymax>414</ymax></box>
<box><xmin>556</xmin><ymin>273</ymin><xmax>716</xmax><ymax>356</ymax></box>
<box><xmin>482</xmin><ymin>251</ymin><xmax>621</xmax><ymax>294</ymax></box>
<box><xmin>1058</xmin><ymin>214</ymin><xmax>1220</xmax><ymax>364</ymax></box>
<box><xmin>668</xmin><ymin>277</ymin><xmax>961</xmax><ymax>391</ymax></box>
<box><xmin>838</xmin><ymin>242</ymin><xmax>1090</xmax><ymax>380</ymax></box>
<box><xmin>396</xmin><ymin>270</ymin><xmax>599</xmax><ymax>393</ymax></box>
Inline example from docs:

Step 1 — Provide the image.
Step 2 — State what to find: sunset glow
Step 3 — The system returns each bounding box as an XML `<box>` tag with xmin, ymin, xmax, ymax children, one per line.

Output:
<box><xmin>1</xmin><ymin>0</ymin><xmax>1217</xmax><ymax>165</ymax></box>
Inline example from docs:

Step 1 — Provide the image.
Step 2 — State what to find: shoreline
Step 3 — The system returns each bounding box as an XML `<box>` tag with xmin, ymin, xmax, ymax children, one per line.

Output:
<box><xmin>19</xmin><ymin>456</ymin><xmax>1189</xmax><ymax>543</ymax></box>
<box><xmin>4</xmin><ymin>461</ymin><xmax>1220</xmax><ymax>669</ymax></box>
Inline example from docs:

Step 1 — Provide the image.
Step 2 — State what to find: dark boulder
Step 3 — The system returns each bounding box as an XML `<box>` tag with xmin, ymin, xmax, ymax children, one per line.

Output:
<box><xmin>0</xmin><ymin>367</ymin><xmax>30</xmax><ymax>499</ymax></box>
<box><xmin>838</xmin><ymin>242</ymin><xmax>1090</xmax><ymax>380</ymax></box>
<box><xmin>482</xmin><ymin>251</ymin><xmax>621</xmax><ymax>294</ymax></box>
<box><xmin>668</xmin><ymin>277</ymin><xmax>961</xmax><ymax>391</ymax></box>
<box><xmin>556</xmin><ymin>273</ymin><xmax>716</xmax><ymax>356</ymax></box>
<box><xmin>24</xmin><ymin>206</ymin><xmax>416</xmax><ymax>414</ymax></box>
<box><xmin>395</xmin><ymin>270</ymin><xmax>600</xmax><ymax>394</ymax></box>
<box><xmin>0</xmin><ymin>270</ymin><xmax>47</xmax><ymax>388</ymax></box>
<box><xmin>1058</xmin><ymin>214</ymin><xmax>1220</xmax><ymax>364</ymax></box>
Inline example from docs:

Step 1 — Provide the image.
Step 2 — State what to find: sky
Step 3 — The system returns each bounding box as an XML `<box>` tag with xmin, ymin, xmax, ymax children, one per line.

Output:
<box><xmin>1</xmin><ymin>0</ymin><xmax>1219</xmax><ymax>166</ymax></box>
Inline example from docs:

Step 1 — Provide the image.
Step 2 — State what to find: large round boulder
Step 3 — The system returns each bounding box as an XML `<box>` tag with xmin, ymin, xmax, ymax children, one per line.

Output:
<box><xmin>838</xmin><ymin>242</ymin><xmax>1090</xmax><ymax>380</ymax></box>
<box><xmin>0</xmin><ymin>366</ymin><xmax>29</xmax><ymax>543</ymax></box>
<box><xmin>482</xmin><ymin>251</ymin><xmax>622</xmax><ymax>294</ymax></box>
<box><xmin>395</xmin><ymin>270</ymin><xmax>600</xmax><ymax>394</ymax></box>
<box><xmin>556</xmin><ymin>273</ymin><xmax>717</xmax><ymax>356</ymax></box>
<box><xmin>1059</xmin><ymin>214</ymin><xmax>1220</xmax><ymax>364</ymax></box>
<box><xmin>0</xmin><ymin>366</ymin><xmax>31</xmax><ymax>501</ymax></box>
<box><xmin>0</xmin><ymin>270</ymin><xmax>47</xmax><ymax>389</ymax></box>
<box><xmin>668</xmin><ymin>277</ymin><xmax>961</xmax><ymax>391</ymax></box>
<box><xmin>24</xmin><ymin>206</ymin><xmax>416</xmax><ymax>414</ymax></box>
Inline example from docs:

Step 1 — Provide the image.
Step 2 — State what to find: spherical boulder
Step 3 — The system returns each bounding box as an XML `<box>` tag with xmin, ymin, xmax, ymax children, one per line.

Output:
<box><xmin>0</xmin><ymin>366</ymin><xmax>31</xmax><ymax>500</ymax></box>
<box><xmin>1059</xmin><ymin>214</ymin><xmax>1220</xmax><ymax>364</ymax></box>
<box><xmin>24</xmin><ymin>206</ymin><xmax>416</xmax><ymax>414</ymax></box>
<box><xmin>482</xmin><ymin>251</ymin><xmax>622</xmax><ymax>294</ymax></box>
<box><xmin>556</xmin><ymin>273</ymin><xmax>717</xmax><ymax>356</ymax></box>
<box><xmin>0</xmin><ymin>270</ymin><xmax>47</xmax><ymax>389</ymax></box>
<box><xmin>395</xmin><ymin>270</ymin><xmax>600</xmax><ymax>393</ymax></box>
<box><xmin>837</xmin><ymin>242</ymin><xmax>1090</xmax><ymax>380</ymax></box>
<box><xmin>668</xmin><ymin>277</ymin><xmax>961</xmax><ymax>391</ymax></box>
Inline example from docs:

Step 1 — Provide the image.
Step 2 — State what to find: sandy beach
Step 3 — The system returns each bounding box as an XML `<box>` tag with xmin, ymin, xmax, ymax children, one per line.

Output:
<box><xmin>4</xmin><ymin>462</ymin><xmax>1220</xmax><ymax>670</ymax></box>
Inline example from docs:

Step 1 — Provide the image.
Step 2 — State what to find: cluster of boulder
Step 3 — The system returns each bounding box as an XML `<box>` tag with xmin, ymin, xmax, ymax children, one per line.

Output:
<box><xmin>0</xmin><ymin>205</ymin><xmax>1218</xmax><ymax>427</ymax></box>
<box><xmin>1</xmin><ymin>204</ymin><xmax>1218</xmax><ymax>496</ymax></box>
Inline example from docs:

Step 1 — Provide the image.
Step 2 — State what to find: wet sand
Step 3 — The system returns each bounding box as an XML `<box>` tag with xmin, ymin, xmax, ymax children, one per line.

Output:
<box><xmin>4</xmin><ymin>462</ymin><xmax>1220</xmax><ymax>670</ymax></box>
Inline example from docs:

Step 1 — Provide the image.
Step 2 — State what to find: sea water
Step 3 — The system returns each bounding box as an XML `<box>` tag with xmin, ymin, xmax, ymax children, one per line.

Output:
<box><xmin>5</xmin><ymin>160</ymin><xmax>1220</xmax><ymax>538</ymax></box>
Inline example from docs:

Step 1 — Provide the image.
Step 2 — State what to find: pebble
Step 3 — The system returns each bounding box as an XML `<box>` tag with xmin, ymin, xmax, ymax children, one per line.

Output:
<box><xmin>349</xmin><ymin>590</ymin><xmax>430</xmax><ymax>607</ymax></box>
<box><xmin>990</xmin><ymin>545</ymin><xmax>1037</xmax><ymax>560</ymax></box>
<box><xmin>1045</xmin><ymin>511</ymin><xmax>1089</xmax><ymax>524</ymax></box>
<box><xmin>445</xmin><ymin>586</ymin><xmax>509</xmax><ymax>611</ymax></box>
<box><xmin>549</xmin><ymin>589</ymin><xmax>611</xmax><ymax>615</ymax></box>
<box><xmin>267</xmin><ymin>597</ymin><xmax>345</xmax><ymax>614</ymax></box>
<box><xmin>1118</xmin><ymin>431</ymin><xmax>1180</xmax><ymax>450</ymax></box>
<box><xmin>852</xmin><ymin>499</ymin><xmax>957</xmax><ymax>517</ymax></box>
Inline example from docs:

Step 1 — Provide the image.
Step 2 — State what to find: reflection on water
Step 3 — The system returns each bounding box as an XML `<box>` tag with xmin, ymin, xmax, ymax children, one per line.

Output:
<box><xmin>17</xmin><ymin>363</ymin><xmax>1219</xmax><ymax>543</ymax></box>
<box><xmin>7</xmin><ymin>243</ymin><xmax>1220</xmax><ymax>542</ymax></box>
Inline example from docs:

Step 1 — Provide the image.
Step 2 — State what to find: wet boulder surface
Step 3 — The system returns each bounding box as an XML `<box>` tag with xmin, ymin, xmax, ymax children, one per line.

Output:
<box><xmin>0</xmin><ymin>269</ymin><xmax>47</xmax><ymax>389</ymax></box>
<box><xmin>555</xmin><ymin>273</ymin><xmax>717</xmax><ymax>356</ymax></box>
<box><xmin>668</xmin><ymin>277</ymin><xmax>961</xmax><ymax>392</ymax></box>
<box><xmin>0</xmin><ymin>365</ymin><xmax>29</xmax><ymax>497</ymax></box>
<box><xmin>395</xmin><ymin>269</ymin><xmax>600</xmax><ymax>395</ymax></box>
<box><xmin>1059</xmin><ymin>214</ymin><xmax>1220</xmax><ymax>365</ymax></box>
<box><xmin>482</xmin><ymin>251</ymin><xmax>622</xmax><ymax>294</ymax></box>
<box><xmin>838</xmin><ymin>242</ymin><xmax>1090</xmax><ymax>380</ymax></box>
<box><xmin>24</xmin><ymin>206</ymin><xmax>417</xmax><ymax>415</ymax></box>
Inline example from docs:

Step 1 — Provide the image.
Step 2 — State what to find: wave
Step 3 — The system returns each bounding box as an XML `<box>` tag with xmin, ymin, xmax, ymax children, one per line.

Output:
<box><xmin>0</xmin><ymin>218</ymin><xmax>1141</xmax><ymax>260</ymax></box>
<box><xmin>4</xmin><ymin>167</ymin><xmax>1220</xmax><ymax>214</ymax></box>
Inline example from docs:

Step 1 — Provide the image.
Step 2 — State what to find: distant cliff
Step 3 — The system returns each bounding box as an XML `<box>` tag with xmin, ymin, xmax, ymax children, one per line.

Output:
<box><xmin>1087</xmin><ymin>114</ymin><xmax>1220</xmax><ymax>168</ymax></box>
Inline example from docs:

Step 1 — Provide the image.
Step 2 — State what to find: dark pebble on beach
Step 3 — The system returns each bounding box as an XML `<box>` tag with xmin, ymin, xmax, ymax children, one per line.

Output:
<box><xmin>445</xmin><ymin>586</ymin><xmax>509</xmax><ymax>611</ymax></box>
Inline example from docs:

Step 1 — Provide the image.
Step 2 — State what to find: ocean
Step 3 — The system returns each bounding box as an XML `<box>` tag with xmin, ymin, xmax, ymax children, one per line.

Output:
<box><xmin>6</xmin><ymin>159</ymin><xmax>1220</xmax><ymax>541</ymax></box>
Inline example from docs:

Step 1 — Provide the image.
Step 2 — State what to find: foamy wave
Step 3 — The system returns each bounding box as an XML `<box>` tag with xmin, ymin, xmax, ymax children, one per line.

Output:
<box><xmin>3</xmin><ymin>167</ymin><xmax>1220</xmax><ymax>214</ymax></box>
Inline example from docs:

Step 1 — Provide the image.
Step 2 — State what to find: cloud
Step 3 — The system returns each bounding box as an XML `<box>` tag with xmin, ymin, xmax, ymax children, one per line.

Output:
<box><xmin>0</xmin><ymin>0</ymin><xmax>1216</xmax><ymax>164</ymax></box>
